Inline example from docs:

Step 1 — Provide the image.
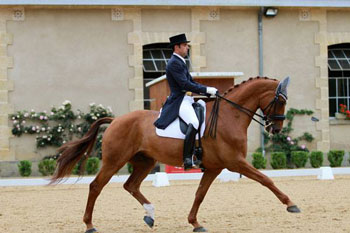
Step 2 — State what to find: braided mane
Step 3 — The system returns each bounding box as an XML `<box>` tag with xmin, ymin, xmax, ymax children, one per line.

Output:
<box><xmin>223</xmin><ymin>76</ymin><xmax>278</xmax><ymax>96</ymax></box>
<box><xmin>207</xmin><ymin>76</ymin><xmax>278</xmax><ymax>138</ymax></box>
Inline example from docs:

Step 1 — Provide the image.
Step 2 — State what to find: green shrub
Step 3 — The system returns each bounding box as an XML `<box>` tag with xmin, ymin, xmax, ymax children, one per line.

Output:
<box><xmin>18</xmin><ymin>160</ymin><xmax>32</xmax><ymax>177</ymax></box>
<box><xmin>327</xmin><ymin>150</ymin><xmax>344</xmax><ymax>167</ymax></box>
<box><xmin>270</xmin><ymin>152</ymin><xmax>287</xmax><ymax>169</ymax></box>
<box><xmin>127</xmin><ymin>163</ymin><xmax>133</xmax><ymax>174</ymax></box>
<box><xmin>309</xmin><ymin>151</ymin><xmax>323</xmax><ymax>168</ymax></box>
<box><xmin>291</xmin><ymin>151</ymin><xmax>308</xmax><ymax>168</ymax></box>
<box><xmin>255</xmin><ymin>147</ymin><xmax>262</xmax><ymax>153</ymax></box>
<box><xmin>72</xmin><ymin>163</ymin><xmax>81</xmax><ymax>175</ymax></box>
<box><xmin>252</xmin><ymin>152</ymin><xmax>267</xmax><ymax>169</ymax></box>
<box><xmin>38</xmin><ymin>159</ymin><xmax>57</xmax><ymax>176</ymax></box>
<box><xmin>86</xmin><ymin>157</ymin><xmax>100</xmax><ymax>175</ymax></box>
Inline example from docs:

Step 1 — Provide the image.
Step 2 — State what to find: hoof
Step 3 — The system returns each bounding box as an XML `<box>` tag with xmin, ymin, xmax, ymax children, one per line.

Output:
<box><xmin>287</xmin><ymin>205</ymin><xmax>301</xmax><ymax>213</ymax></box>
<box><xmin>143</xmin><ymin>216</ymin><xmax>154</xmax><ymax>228</ymax></box>
<box><xmin>193</xmin><ymin>227</ymin><xmax>208</xmax><ymax>232</ymax></box>
<box><xmin>85</xmin><ymin>228</ymin><xmax>98</xmax><ymax>233</ymax></box>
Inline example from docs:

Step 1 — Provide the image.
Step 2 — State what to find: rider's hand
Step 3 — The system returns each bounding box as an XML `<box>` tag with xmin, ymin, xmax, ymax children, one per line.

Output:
<box><xmin>206</xmin><ymin>87</ymin><xmax>218</xmax><ymax>96</ymax></box>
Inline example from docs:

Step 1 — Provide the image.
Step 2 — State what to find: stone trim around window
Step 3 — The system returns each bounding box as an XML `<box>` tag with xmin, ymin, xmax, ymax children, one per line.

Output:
<box><xmin>122</xmin><ymin>8</ymin><xmax>215</xmax><ymax>112</ymax></box>
<box><xmin>0</xmin><ymin>9</ymin><xmax>16</xmax><ymax>161</ymax></box>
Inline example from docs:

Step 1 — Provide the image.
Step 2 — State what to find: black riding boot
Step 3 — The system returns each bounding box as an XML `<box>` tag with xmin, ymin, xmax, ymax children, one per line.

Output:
<box><xmin>183</xmin><ymin>124</ymin><xmax>197</xmax><ymax>170</ymax></box>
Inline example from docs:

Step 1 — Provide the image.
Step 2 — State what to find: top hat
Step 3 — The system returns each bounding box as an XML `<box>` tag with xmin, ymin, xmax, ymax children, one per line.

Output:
<box><xmin>169</xmin><ymin>33</ymin><xmax>190</xmax><ymax>47</ymax></box>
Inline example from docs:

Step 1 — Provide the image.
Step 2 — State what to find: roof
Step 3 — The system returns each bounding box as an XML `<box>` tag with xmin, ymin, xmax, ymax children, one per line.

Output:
<box><xmin>1</xmin><ymin>0</ymin><xmax>350</xmax><ymax>7</ymax></box>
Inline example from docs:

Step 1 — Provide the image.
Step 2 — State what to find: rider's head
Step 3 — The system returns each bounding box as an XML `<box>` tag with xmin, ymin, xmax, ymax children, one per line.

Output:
<box><xmin>173</xmin><ymin>43</ymin><xmax>190</xmax><ymax>57</ymax></box>
<box><xmin>169</xmin><ymin>33</ymin><xmax>190</xmax><ymax>58</ymax></box>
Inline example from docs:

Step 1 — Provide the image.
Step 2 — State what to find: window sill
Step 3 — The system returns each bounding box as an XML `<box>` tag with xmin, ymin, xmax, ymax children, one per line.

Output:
<box><xmin>329</xmin><ymin>118</ymin><xmax>350</xmax><ymax>125</ymax></box>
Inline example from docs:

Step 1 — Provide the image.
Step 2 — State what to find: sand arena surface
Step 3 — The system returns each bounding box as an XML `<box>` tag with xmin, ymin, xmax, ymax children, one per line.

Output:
<box><xmin>0</xmin><ymin>175</ymin><xmax>349</xmax><ymax>233</ymax></box>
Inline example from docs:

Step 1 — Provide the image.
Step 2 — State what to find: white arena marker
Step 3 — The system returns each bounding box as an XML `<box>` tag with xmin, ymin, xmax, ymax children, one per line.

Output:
<box><xmin>152</xmin><ymin>172</ymin><xmax>170</xmax><ymax>187</ymax></box>
<box><xmin>317</xmin><ymin>166</ymin><xmax>334</xmax><ymax>180</ymax></box>
<box><xmin>218</xmin><ymin>169</ymin><xmax>240</xmax><ymax>182</ymax></box>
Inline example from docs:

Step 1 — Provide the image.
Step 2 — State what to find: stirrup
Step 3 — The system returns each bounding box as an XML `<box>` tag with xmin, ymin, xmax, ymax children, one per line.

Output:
<box><xmin>184</xmin><ymin>155</ymin><xmax>201</xmax><ymax>170</ymax></box>
<box><xmin>192</xmin><ymin>155</ymin><xmax>202</xmax><ymax>169</ymax></box>
<box><xmin>183</xmin><ymin>158</ymin><xmax>194</xmax><ymax>170</ymax></box>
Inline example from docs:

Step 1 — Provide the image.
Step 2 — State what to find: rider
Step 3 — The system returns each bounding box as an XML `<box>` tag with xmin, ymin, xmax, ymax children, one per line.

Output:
<box><xmin>154</xmin><ymin>33</ymin><xmax>218</xmax><ymax>170</ymax></box>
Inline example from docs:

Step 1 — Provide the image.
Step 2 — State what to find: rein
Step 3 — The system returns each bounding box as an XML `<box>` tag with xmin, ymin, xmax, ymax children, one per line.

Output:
<box><xmin>207</xmin><ymin>91</ymin><xmax>287</xmax><ymax>138</ymax></box>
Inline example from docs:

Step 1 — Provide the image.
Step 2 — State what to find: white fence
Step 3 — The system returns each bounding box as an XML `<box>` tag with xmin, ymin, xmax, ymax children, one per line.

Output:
<box><xmin>0</xmin><ymin>167</ymin><xmax>349</xmax><ymax>187</ymax></box>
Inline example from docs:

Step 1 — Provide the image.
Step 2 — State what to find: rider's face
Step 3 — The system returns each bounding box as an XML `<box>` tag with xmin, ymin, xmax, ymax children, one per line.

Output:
<box><xmin>175</xmin><ymin>43</ymin><xmax>189</xmax><ymax>57</ymax></box>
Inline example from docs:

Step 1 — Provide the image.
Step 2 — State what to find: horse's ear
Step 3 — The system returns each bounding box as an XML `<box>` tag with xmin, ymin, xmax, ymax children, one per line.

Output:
<box><xmin>279</xmin><ymin>76</ymin><xmax>290</xmax><ymax>98</ymax></box>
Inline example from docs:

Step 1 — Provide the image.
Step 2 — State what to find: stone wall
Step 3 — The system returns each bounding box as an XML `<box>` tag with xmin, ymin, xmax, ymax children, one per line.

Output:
<box><xmin>0</xmin><ymin>6</ymin><xmax>350</xmax><ymax>176</ymax></box>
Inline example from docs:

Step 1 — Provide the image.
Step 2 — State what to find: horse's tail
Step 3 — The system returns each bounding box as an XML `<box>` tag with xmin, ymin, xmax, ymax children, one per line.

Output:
<box><xmin>50</xmin><ymin>117</ymin><xmax>114</xmax><ymax>184</ymax></box>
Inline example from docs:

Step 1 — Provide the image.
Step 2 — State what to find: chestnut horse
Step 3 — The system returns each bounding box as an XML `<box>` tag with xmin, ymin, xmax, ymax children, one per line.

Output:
<box><xmin>51</xmin><ymin>77</ymin><xmax>300</xmax><ymax>233</ymax></box>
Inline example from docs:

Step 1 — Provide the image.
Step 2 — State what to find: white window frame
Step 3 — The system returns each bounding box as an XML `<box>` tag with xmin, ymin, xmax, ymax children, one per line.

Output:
<box><xmin>328</xmin><ymin>47</ymin><xmax>350</xmax><ymax>117</ymax></box>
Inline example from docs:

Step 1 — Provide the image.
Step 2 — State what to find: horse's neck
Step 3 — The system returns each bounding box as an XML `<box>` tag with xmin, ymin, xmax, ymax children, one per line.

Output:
<box><xmin>214</xmin><ymin>79</ymin><xmax>276</xmax><ymax>133</ymax></box>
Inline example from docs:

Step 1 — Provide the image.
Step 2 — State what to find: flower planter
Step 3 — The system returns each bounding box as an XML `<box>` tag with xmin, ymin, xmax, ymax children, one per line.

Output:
<box><xmin>335</xmin><ymin>112</ymin><xmax>346</xmax><ymax>120</ymax></box>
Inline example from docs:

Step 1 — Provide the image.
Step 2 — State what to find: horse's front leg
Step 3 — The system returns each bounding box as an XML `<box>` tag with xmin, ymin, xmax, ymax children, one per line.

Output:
<box><xmin>232</xmin><ymin>159</ymin><xmax>300</xmax><ymax>213</ymax></box>
<box><xmin>188</xmin><ymin>169</ymin><xmax>221</xmax><ymax>232</ymax></box>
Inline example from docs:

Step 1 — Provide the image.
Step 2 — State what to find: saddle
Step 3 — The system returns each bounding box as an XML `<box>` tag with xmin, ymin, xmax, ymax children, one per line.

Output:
<box><xmin>179</xmin><ymin>102</ymin><xmax>205</xmax><ymax>134</ymax></box>
<box><xmin>155</xmin><ymin>99</ymin><xmax>206</xmax><ymax>140</ymax></box>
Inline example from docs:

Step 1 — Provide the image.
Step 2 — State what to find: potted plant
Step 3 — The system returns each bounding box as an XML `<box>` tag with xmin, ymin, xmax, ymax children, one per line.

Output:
<box><xmin>335</xmin><ymin>104</ymin><xmax>350</xmax><ymax>120</ymax></box>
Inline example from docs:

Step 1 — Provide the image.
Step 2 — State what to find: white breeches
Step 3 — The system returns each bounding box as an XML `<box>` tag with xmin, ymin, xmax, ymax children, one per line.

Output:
<box><xmin>179</xmin><ymin>95</ymin><xmax>199</xmax><ymax>130</ymax></box>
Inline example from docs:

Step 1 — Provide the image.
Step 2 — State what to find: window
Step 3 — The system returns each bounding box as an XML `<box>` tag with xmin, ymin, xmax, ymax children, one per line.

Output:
<box><xmin>328</xmin><ymin>44</ymin><xmax>350</xmax><ymax>117</ymax></box>
<box><xmin>143</xmin><ymin>43</ymin><xmax>191</xmax><ymax>109</ymax></box>
<box><xmin>143</xmin><ymin>48</ymin><xmax>191</xmax><ymax>72</ymax></box>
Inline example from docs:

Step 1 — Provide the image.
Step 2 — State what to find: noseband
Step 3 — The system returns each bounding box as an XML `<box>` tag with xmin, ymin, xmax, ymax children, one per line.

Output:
<box><xmin>207</xmin><ymin>90</ymin><xmax>287</xmax><ymax>138</ymax></box>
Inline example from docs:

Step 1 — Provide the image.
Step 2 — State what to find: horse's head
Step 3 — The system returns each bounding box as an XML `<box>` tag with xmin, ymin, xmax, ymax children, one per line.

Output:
<box><xmin>260</xmin><ymin>77</ymin><xmax>290</xmax><ymax>134</ymax></box>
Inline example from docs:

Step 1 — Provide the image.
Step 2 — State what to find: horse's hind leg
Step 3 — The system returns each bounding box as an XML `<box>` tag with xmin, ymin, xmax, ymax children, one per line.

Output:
<box><xmin>233</xmin><ymin>159</ymin><xmax>300</xmax><ymax>213</ymax></box>
<box><xmin>123</xmin><ymin>154</ymin><xmax>156</xmax><ymax>228</ymax></box>
<box><xmin>83</xmin><ymin>162</ymin><xmax>126</xmax><ymax>233</ymax></box>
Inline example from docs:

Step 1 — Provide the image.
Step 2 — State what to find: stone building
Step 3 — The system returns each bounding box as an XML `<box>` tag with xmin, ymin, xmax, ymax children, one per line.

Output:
<box><xmin>0</xmin><ymin>0</ymin><xmax>349</xmax><ymax>175</ymax></box>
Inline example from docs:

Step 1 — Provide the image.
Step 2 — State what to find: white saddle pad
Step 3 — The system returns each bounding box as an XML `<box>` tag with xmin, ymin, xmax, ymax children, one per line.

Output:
<box><xmin>156</xmin><ymin>99</ymin><xmax>206</xmax><ymax>139</ymax></box>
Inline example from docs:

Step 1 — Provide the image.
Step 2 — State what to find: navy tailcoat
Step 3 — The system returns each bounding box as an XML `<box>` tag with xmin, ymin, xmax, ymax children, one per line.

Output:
<box><xmin>154</xmin><ymin>55</ymin><xmax>207</xmax><ymax>129</ymax></box>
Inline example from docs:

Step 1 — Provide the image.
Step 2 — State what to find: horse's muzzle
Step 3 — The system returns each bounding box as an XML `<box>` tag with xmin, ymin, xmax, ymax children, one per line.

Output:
<box><xmin>272</xmin><ymin>127</ymin><xmax>281</xmax><ymax>134</ymax></box>
<box><xmin>265</xmin><ymin>124</ymin><xmax>281</xmax><ymax>134</ymax></box>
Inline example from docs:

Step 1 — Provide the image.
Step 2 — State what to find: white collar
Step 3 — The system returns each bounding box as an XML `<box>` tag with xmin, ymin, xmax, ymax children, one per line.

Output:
<box><xmin>173</xmin><ymin>52</ymin><xmax>186</xmax><ymax>64</ymax></box>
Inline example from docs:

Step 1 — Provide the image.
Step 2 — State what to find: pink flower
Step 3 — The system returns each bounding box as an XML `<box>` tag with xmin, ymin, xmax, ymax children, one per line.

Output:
<box><xmin>287</xmin><ymin>137</ymin><xmax>291</xmax><ymax>141</ymax></box>
<box><xmin>301</xmin><ymin>144</ymin><xmax>306</xmax><ymax>149</ymax></box>
<box><xmin>290</xmin><ymin>141</ymin><xmax>294</xmax><ymax>145</ymax></box>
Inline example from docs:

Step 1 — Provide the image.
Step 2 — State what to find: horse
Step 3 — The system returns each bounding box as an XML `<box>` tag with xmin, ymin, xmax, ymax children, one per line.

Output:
<box><xmin>51</xmin><ymin>76</ymin><xmax>300</xmax><ymax>233</ymax></box>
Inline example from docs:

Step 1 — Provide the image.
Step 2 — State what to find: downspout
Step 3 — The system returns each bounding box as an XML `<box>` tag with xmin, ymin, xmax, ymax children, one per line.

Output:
<box><xmin>258</xmin><ymin>7</ymin><xmax>265</xmax><ymax>157</ymax></box>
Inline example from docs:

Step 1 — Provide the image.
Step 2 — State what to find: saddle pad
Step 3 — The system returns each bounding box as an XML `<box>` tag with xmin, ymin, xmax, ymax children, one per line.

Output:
<box><xmin>156</xmin><ymin>99</ymin><xmax>206</xmax><ymax>139</ymax></box>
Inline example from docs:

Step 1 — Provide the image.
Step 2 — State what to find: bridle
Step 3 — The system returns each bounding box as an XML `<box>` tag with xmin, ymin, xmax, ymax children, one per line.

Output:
<box><xmin>207</xmin><ymin>87</ymin><xmax>287</xmax><ymax>138</ymax></box>
<box><xmin>261</xmin><ymin>89</ymin><xmax>287</xmax><ymax>125</ymax></box>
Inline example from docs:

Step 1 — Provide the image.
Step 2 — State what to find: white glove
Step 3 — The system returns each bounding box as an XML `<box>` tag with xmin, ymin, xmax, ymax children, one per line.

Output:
<box><xmin>206</xmin><ymin>87</ymin><xmax>218</xmax><ymax>96</ymax></box>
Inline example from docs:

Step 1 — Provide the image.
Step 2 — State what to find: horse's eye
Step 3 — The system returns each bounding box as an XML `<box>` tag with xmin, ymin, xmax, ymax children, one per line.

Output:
<box><xmin>278</xmin><ymin>101</ymin><xmax>286</xmax><ymax>106</ymax></box>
